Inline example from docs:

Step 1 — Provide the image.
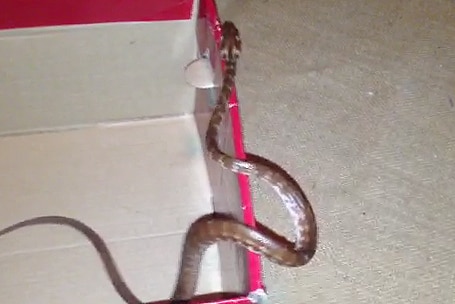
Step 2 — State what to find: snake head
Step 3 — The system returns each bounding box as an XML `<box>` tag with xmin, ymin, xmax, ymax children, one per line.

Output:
<box><xmin>220</xmin><ymin>21</ymin><xmax>241</xmax><ymax>62</ymax></box>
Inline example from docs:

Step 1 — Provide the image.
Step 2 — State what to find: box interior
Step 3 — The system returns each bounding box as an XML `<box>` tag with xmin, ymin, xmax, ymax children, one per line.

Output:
<box><xmin>0</xmin><ymin>4</ymin><xmax>249</xmax><ymax>303</ymax></box>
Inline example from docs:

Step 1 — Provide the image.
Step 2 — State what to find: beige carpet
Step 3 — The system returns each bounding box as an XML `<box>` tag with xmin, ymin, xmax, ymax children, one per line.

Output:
<box><xmin>216</xmin><ymin>1</ymin><xmax>455</xmax><ymax>303</ymax></box>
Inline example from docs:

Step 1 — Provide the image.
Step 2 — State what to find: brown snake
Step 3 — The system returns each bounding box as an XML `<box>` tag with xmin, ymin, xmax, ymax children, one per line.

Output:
<box><xmin>0</xmin><ymin>21</ymin><xmax>317</xmax><ymax>304</ymax></box>
<box><xmin>170</xmin><ymin>21</ymin><xmax>318</xmax><ymax>303</ymax></box>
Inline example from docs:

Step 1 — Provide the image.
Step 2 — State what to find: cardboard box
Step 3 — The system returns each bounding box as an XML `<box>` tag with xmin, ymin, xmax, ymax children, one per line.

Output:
<box><xmin>0</xmin><ymin>1</ymin><xmax>264</xmax><ymax>303</ymax></box>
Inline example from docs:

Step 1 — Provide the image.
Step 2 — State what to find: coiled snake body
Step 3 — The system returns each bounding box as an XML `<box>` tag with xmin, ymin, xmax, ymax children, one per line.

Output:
<box><xmin>0</xmin><ymin>21</ymin><xmax>317</xmax><ymax>304</ymax></box>
<box><xmin>170</xmin><ymin>21</ymin><xmax>318</xmax><ymax>302</ymax></box>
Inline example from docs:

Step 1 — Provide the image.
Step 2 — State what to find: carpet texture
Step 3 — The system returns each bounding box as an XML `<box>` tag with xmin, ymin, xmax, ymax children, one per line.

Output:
<box><xmin>216</xmin><ymin>1</ymin><xmax>455</xmax><ymax>303</ymax></box>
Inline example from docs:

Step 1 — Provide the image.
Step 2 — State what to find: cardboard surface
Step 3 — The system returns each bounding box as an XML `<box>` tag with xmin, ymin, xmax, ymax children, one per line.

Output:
<box><xmin>0</xmin><ymin>117</ymin><xmax>222</xmax><ymax>303</ymax></box>
<box><xmin>0</xmin><ymin>21</ymin><xmax>198</xmax><ymax>135</ymax></box>
<box><xmin>0</xmin><ymin>1</ymin><xmax>253</xmax><ymax>302</ymax></box>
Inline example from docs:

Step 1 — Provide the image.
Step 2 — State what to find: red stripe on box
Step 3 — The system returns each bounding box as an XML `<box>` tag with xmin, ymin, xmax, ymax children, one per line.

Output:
<box><xmin>0</xmin><ymin>0</ymin><xmax>194</xmax><ymax>30</ymax></box>
<box><xmin>229</xmin><ymin>88</ymin><xmax>265</xmax><ymax>294</ymax></box>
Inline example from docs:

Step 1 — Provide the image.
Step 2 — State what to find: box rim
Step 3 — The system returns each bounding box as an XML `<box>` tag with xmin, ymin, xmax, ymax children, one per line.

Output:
<box><xmin>0</xmin><ymin>0</ymin><xmax>264</xmax><ymax>302</ymax></box>
<box><xmin>0</xmin><ymin>0</ymin><xmax>195</xmax><ymax>30</ymax></box>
